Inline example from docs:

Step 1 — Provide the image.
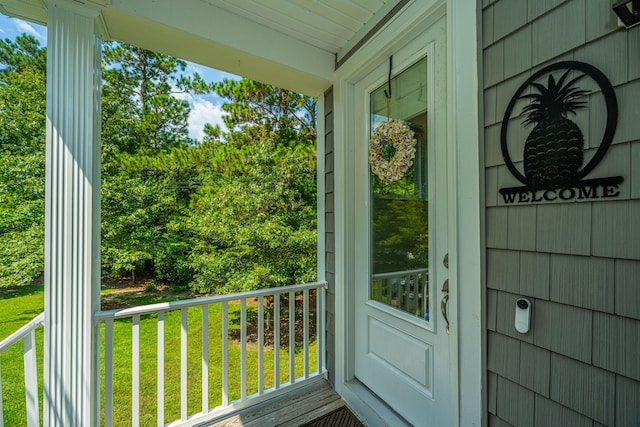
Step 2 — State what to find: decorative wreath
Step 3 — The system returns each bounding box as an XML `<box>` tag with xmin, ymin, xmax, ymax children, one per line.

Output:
<box><xmin>368</xmin><ymin>119</ymin><xmax>417</xmax><ymax>181</ymax></box>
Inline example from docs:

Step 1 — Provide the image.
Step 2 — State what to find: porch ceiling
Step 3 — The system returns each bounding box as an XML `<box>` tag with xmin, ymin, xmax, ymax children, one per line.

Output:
<box><xmin>0</xmin><ymin>0</ymin><xmax>398</xmax><ymax>95</ymax></box>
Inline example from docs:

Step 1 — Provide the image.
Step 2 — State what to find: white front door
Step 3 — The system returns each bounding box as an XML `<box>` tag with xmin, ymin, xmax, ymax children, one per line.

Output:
<box><xmin>353</xmin><ymin>17</ymin><xmax>455</xmax><ymax>427</ymax></box>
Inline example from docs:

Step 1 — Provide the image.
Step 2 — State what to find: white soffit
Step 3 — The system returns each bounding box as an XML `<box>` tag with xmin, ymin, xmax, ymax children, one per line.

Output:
<box><xmin>206</xmin><ymin>0</ymin><xmax>390</xmax><ymax>57</ymax></box>
<box><xmin>0</xmin><ymin>0</ymin><xmax>47</xmax><ymax>24</ymax></box>
<box><xmin>0</xmin><ymin>0</ymin><xmax>397</xmax><ymax>95</ymax></box>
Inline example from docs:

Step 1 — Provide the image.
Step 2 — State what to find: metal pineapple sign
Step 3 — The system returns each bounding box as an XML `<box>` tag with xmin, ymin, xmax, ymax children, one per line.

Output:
<box><xmin>499</xmin><ymin>61</ymin><xmax>622</xmax><ymax>204</ymax></box>
<box><xmin>521</xmin><ymin>69</ymin><xmax>588</xmax><ymax>190</ymax></box>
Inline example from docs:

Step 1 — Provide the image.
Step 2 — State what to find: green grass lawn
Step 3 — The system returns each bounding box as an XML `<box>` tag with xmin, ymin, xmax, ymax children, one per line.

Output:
<box><xmin>0</xmin><ymin>285</ymin><xmax>45</xmax><ymax>426</ymax></box>
<box><xmin>1</xmin><ymin>286</ymin><xmax>318</xmax><ymax>426</ymax></box>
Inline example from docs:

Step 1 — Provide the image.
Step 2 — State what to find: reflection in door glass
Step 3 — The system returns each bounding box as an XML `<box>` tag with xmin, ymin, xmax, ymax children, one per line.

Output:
<box><xmin>369</xmin><ymin>57</ymin><xmax>429</xmax><ymax>321</ymax></box>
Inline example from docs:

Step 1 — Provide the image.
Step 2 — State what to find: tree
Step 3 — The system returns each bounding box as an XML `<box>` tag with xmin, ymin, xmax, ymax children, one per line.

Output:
<box><xmin>101</xmin><ymin>42</ymin><xmax>213</xmax><ymax>153</ymax></box>
<box><xmin>0</xmin><ymin>33</ymin><xmax>321</xmax><ymax>292</ymax></box>
<box><xmin>100</xmin><ymin>43</ymin><xmax>216</xmax><ymax>284</ymax></box>
<box><xmin>0</xmin><ymin>35</ymin><xmax>46</xmax><ymax>154</ymax></box>
<box><xmin>0</xmin><ymin>35</ymin><xmax>46</xmax><ymax>287</ymax></box>
<box><xmin>101</xmin><ymin>169</ymin><xmax>193</xmax><ymax>286</ymax></box>
<box><xmin>213</xmin><ymin>78</ymin><xmax>316</xmax><ymax>146</ymax></box>
<box><xmin>0</xmin><ymin>34</ymin><xmax>46</xmax><ymax>74</ymax></box>
<box><xmin>0</xmin><ymin>68</ymin><xmax>46</xmax><ymax>154</ymax></box>
<box><xmin>0</xmin><ymin>152</ymin><xmax>45</xmax><ymax>287</ymax></box>
<box><xmin>188</xmin><ymin>138</ymin><xmax>317</xmax><ymax>293</ymax></box>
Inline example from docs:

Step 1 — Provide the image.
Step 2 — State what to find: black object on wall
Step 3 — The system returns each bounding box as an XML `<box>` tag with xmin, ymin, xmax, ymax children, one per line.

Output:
<box><xmin>613</xmin><ymin>0</ymin><xmax>640</xmax><ymax>29</ymax></box>
<box><xmin>499</xmin><ymin>61</ymin><xmax>622</xmax><ymax>204</ymax></box>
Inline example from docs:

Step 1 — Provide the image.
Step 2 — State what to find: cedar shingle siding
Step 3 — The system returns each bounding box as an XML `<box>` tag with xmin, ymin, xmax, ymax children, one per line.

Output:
<box><xmin>484</xmin><ymin>0</ymin><xmax>640</xmax><ymax>425</ymax></box>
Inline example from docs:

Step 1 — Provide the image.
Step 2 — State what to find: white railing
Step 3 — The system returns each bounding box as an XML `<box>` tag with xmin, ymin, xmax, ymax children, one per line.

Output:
<box><xmin>95</xmin><ymin>281</ymin><xmax>327</xmax><ymax>427</ymax></box>
<box><xmin>0</xmin><ymin>312</ymin><xmax>44</xmax><ymax>427</ymax></box>
<box><xmin>371</xmin><ymin>268</ymin><xmax>429</xmax><ymax>320</ymax></box>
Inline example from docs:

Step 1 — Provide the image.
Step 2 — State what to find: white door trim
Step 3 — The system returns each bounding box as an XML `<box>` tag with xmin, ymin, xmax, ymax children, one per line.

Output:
<box><xmin>332</xmin><ymin>0</ymin><xmax>484</xmax><ymax>425</ymax></box>
<box><xmin>446</xmin><ymin>1</ymin><xmax>484</xmax><ymax>425</ymax></box>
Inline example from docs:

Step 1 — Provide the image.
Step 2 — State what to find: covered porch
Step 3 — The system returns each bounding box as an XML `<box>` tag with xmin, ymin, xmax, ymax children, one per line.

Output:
<box><xmin>1</xmin><ymin>281</ymin><xmax>331</xmax><ymax>426</ymax></box>
<box><xmin>0</xmin><ymin>0</ymin><xmax>483</xmax><ymax>426</ymax></box>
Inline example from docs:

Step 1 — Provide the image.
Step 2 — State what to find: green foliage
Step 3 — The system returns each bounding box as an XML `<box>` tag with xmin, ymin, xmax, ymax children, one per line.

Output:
<box><xmin>99</xmin><ymin>142</ymin><xmax>257</xmax><ymax>287</ymax></box>
<box><xmin>372</xmin><ymin>197</ymin><xmax>428</xmax><ymax>273</ymax></box>
<box><xmin>0</xmin><ymin>34</ymin><xmax>46</xmax><ymax>74</ymax></box>
<box><xmin>0</xmin><ymin>153</ymin><xmax>45</xmax><ymax>287</ymax></box>
<box><xmin>0</xmin><ymin>226</ymin><xmax>44</xmax><ymax>287</ymax></box>
<box><xmin>101</xmin><ymin>168</ymin><xmax>194</xmax><ymax>286</ymax></box>
<box><xmin>0</xmin><ymin>33</ymin><xmax>318</xmax><ymax>292</ymax></box>
<box><xmin>213</xmin><ymin>78</ymin><xmax>316</xmax><ymax>146</ymax></box>
<box><xmin>0</xmin><ymin>39</ymin><xmax>46</xmax><ymax>286</ymax></box>
<box><xmin>99</xmin><ymin>42</ymin><xmax>217</xmax><ymax>285</ymax></box>
<box><xmin>0</xmin><ymin>67</ymin><xmax>46</xmax><ymax>154</ymax></box>
<box><xmin>101</xmin><ymin>42</ymin><xmax>213</xmax><ymax>153</ymax></box>
<box><xmin>189</xmin><ymin>139</ymin><xmax>317</xmax><ymax>293</ymax></box>
<box><xmin>0</xmin><ymin>153</ymin><xmax>44</xmax><ymax>232</ymax></box>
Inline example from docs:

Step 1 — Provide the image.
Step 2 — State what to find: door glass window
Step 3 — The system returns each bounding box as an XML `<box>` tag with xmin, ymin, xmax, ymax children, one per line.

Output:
<box><xmin>369</xmin><ymin>57</ymin><xmax>429</xmax><ymax>321</ymax></box>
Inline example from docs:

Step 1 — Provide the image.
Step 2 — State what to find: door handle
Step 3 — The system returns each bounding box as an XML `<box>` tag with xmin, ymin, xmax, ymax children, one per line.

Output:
<box><xmin>441</xmin><ymin>279</ymin><xmax>450</xmax><ymax>335</ymax></box>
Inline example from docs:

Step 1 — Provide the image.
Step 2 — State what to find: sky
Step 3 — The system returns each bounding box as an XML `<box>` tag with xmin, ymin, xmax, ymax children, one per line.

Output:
<box><xmin>0</xmin><ymin>14</ymin><xmax>239</xmax><ymax>140</ymax></box>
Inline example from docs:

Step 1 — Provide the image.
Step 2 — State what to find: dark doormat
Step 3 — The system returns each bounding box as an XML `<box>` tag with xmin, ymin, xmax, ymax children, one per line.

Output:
<box><xmin>301</xmin><ymin>406</ymin><xmax>365</xmax><ymax>427</ymax></box>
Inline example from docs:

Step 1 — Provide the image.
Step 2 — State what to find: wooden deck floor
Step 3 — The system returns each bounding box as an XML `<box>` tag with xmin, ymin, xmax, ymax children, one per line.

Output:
<box><xmin>202</xmin><ymin>380</ymin><xmax>351</xmax><ymax>427</ymax></box>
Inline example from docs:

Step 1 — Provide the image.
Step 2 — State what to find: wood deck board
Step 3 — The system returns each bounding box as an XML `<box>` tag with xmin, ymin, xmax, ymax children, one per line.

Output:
<box><xmin>242</xmin><ymin>388</ymin><xmax>342</xmax><ymax>427</ymax></box>
<box><xmin>205</xmin><ymin>380</ymin><xmax>345</xmax><ymax>427</ymax></box>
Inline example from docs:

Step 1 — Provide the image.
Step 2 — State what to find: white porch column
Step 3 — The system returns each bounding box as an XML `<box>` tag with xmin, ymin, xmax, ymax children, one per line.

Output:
<box><xmin>44</xmin><ymin>1</ymin><xmax>102</xmax><ymax>425</ymax></box>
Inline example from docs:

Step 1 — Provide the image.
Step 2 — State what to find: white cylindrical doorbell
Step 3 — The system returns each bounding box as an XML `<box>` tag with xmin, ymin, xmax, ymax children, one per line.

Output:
<box><xmin>515</xmin><ymin>298</ymin><xmax>531</xmax><ymax>334</ymax></box>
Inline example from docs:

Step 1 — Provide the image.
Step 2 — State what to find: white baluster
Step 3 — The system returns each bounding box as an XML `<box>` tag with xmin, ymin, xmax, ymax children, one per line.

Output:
<box><xmin>181</xmin><ymin>308</ymin><xmax>187</xmax><ymax>420</ymax></box>
<box><xmin>202</xmin><ymin>305</ymin><xmax>209</xmax><ymax>414</ymax></box>
<box><xmin>241</xmin><ymin>299</ymin><xmax>247</xmax><ymax>401</ymax></box>
<box><xmin>258</xmin><ymin>296</ymin><xmax>264</xmax><ymax>395</ymax></box>
<box><xmin>157</xmin><ymin>312</ymin><xmax>165</xmax><ymax>427</ymax></box>
<box><xmin>24</xmin><ymin>332</ymin><xmax>39</xmax><ymax>427</ymax></box>
<box><xmin>303</xmin><ymin>288</ymin><xmax>309</xmax><ymax>379</ymax></box>
<box><xmin>104</xmin><ymin>320</ymin><xmax>114</xmax><ymax>427</ymax></box>
<box><xmin>0</xmin><ymin>360</ymin><xmax>4</xmax><ymax>427</ymax></box>
<box><xmin>274</xmin><ymin>294</ymin><xmax>280</xmax><ymax>388</ymax></box>
<box><xmin>132</xmin><ymin>315</ymin><xmax>140</xmax><ymax>427</ymax></box>
<box><xmin>289</xmin><ymin>291</ymin><xmax>295</xmax><ymax>384</ymax></box>
<box><xmin>222</xmin><ymin>302</ymin><xmax>228</xmax><ymax>406</ymax></box>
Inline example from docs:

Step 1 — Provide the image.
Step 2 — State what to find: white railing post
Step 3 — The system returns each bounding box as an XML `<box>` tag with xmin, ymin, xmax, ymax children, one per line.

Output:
<box><xmin>318</xmin><ymin>286</ymin><xmax>325</xmax><ymax>374</ymax></box>
<box><xmin>221</xmin><ymin>302</ymin><xmax>228</xmax><ymax>407</ymax></box>
<box><xmin>240</xmin><ymin>299</ymin><xmax>247</xmax><ymax>401</ymax></box>
<box><xmin>0</xmin><ymin>360</ymin><xmax>4</xmax><ymax>427</ymax></box>
<box><xmin>181</xmin><ymin>308</ymin><xmax>188</xmax><ymax>421</ymax></box>
<box><xmin>274</xmin><ymin>294</ymin><xmax>281</xmax><ymax>389</ymax></box>
<box><xmin>104</xmin><ymin>319</ymin><xmax>114</xmax><ymax>427</ymax></box>
<box><xmin>132</xmin><ymin>315</ymin><xmax>140</xmax><ymax>427</ymax></box>
<box><xmin>258</xmin><ymin>296</ymin><xmax>264</xmax><ymax>395</ymax></box>
<box><xmin>23</xmin><ymin>332</ymin><xmax>39</xmax><ymax>427</ymax></box>
<box><xmin>202</xmin><ymin>305</ymin><xmax>209</xmax><ymax>414</ymax></box>
<box><xmin>157</xmin><ymin>312</ymin><xmax>165</xmax><ymax>427</ymax></box>
<box><xmin>289</xmin><ymin>291</ymin><xmax>295</xmax><ymax>384</ymax></box>
<box><xmin>303</xmin><ymin>288</ymin><xmax>309</xmax><ymax>379</ymax></box>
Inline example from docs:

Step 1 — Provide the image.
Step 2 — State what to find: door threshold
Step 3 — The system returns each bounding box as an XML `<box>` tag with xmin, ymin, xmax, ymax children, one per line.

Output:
<box><xmin>340</xmin><ymin>379</ymin><xmax>412</xmax><ymax>427</ymax></box>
